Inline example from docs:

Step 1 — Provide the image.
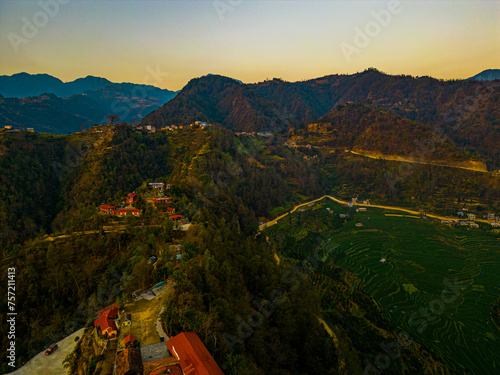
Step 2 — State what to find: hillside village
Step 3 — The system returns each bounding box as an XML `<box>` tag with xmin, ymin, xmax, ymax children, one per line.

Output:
<box><xmin>64</xmin><ymin>181</ymin><xmax>226</xmax><ymax>374</ymax></box>
<box><xmin>88</xmin><ymin>297</ymin><xmax>224</xmax><ymax>375</ymax></box>
<box><xmin>98</xmin><ymin>182</ymin><xmax>187</xmax><ymax>224</ymax></box>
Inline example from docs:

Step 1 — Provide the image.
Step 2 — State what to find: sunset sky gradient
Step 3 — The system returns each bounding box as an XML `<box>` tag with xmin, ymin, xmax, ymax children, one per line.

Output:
<box><xmin>0</xmin><ymin>0</ymin><xmax>498</xmax><ymax>90</ymax></box>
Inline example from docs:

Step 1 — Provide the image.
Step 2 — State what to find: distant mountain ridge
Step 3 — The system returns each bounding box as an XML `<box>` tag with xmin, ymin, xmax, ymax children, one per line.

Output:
<box><xmin>466</xmin><ymin>69</ymin><xmax>500</xmax><ymax>81</ymax></box>
<box><xmin>0</xmin><ymin>74</ymin><xmax>178</xmax><ymax>133</ymax></box>
<box><xmin>0</xmin><ymin>72</ymin><xmax>114</xmax><ymax>98</ymax></box>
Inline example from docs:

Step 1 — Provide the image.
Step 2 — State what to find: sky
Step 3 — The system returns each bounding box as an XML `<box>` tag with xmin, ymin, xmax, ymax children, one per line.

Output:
<box><xmin>0</xmin><ymin>0</ymin><xmax>498</xmax><ymax>90</ymax></box>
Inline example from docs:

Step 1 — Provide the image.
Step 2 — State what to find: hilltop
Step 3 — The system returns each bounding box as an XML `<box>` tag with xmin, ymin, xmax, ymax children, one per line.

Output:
<box><xmin>144</xmin><ymin>69</ymin><xmax>500</xmax><ymax>168</ymax></box>
<box><xmin>466</xmin><ymin>69</ymin><xmax>500</xmax><ymax>81</ymax></box>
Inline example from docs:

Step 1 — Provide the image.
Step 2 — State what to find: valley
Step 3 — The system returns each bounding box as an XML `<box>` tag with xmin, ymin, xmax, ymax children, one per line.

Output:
<box><xmin>265</xmin><ymin>199</ymin><xmax>500</xmax><ymax>374</ymax></box>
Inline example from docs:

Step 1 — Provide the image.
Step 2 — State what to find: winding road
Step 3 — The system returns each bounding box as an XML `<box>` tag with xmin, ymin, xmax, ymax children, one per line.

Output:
<box><xmin>258</xmin><ymin>195</ymin><xmax>491</xmax><ymax>232</ymax></box>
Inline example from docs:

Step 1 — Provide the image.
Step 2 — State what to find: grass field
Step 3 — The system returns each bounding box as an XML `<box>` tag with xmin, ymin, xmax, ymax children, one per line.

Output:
<box><xmin>265</xmin><ymin>200</ymin><xmax>500</xmax><ymax>374</ymax></box>
<box><xmin>118</xmin><ymin>291</ymin><xmax>167</xmax><ymax>348</ymax></box>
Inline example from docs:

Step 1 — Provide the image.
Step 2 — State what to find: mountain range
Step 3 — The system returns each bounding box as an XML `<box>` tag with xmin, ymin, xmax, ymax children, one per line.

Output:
<box><xmin>0</xmin><ymin>73</ymin><xmax>178</xmax><ymax>133</ymax></box>
<box><xmin>144</xmin><ymin>68</ymin><xmax>499</xmax><ymax>169</ymax></box>
<box><xmin>0</xmin><ymin>69</ymin><xmax>498</xmax><ymax>166</ymax></box>
<box><xmin>0</xmin><ymin>73</ymin><xmax>115</xmax><ymax>98</ymax></box>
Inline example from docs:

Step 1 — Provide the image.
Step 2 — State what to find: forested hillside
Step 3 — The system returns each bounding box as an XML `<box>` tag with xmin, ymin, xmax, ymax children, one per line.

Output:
<box><xmin>145</xmin><ymin>68</ymin><xmax>500</xmax><ymax>168</ymax></box>
<box><xmin>299</xmin><ymin>102</ymin><xmax>470</xmax><ymax>162</ymax></box>
<box><xmin>143</xmin><ymin>75</ymin><xmax>292</xmax><ymax>132</ymax></box>
<box><xmin>1</xmin><ymin>123</ymin><xmax>498</xmax><ymax>374</ymax></box>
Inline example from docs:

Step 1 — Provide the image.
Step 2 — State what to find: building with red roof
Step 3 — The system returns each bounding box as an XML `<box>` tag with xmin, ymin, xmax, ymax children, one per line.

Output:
<box><xmin>100</xmin><ymin>204</ymin><xmax>116</xmax><ymax>215</ymax></box>
<box><xmin>95</xmin><ymin>302</ymin><xmax>119</xmax><ymax>317</ymax></box>
<box><xmin>166</xmin><ymin>332</ymin><xmax>224</xmax><ymax>375</ymax></box>
<box><xmin>127</xmin><ymin>193</ymin><xmax>138</xmax><ymax>204</ymax></box>
<box><xmin>130</xmin><ymin>208</ymin><xmax>141</xmax><ymax>216</ymax></box>
<box><xmin>168</xmin><ymin>215</ymin><xmax>183</xmax><ymax>222</ymax></box>
<box><xmin>166</xmin><ymin>207</ymin><xmax>175</xmax><ymax>213</ymax></box>
<box><xmin>116</xmin><ymin>208</ymin><xmax>142</xmax><ymax>217</ymax></box>
<box><xmin>116</xmin><ymin>209</ymin><xmax>130</xmax><ymax>216</ymax></box>
<box><xmin>153</xmin><ymin>197</ymin><xmax>172</xmax><ymax>204</ymax></box>
<box><xmin>94</xmin><ymin>307</ymin><xmax>119</xmax><ymax>339</ymax></box>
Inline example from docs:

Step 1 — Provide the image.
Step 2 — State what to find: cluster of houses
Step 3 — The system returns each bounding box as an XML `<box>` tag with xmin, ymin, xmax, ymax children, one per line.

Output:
<box><xmin>284</xmin><ymin>140</ymin><xmax>312</xmax><ymax>149</ymax></box>
<box><xmin>2</xmin><ymin>125</ymin><xmax>35</xmax><ymax>132</ymax></box>
<box><xmin>135</xmin><ymin>124</ymin><xmax>157</xmax><ymax>133</ymax></box>
<box><xmin>160</xmin><ymin>121</ymin><xmax>211</xmax><ymax>132</ymax></box>
<box><xmin>147</xmin><ymin>183</ymin><xmax>184</xmax><ymax>222</ymax></box>
<box><xmin>442</xmin><ymin>219</ymin><xmax>480</xmax><ymax>229</ymax></box>
<box><xmin>150</xmin><ymin>182</ymin><xmax>186</xmax><ymax>222</ymax></box>
<box><xmin>452</xmin><ymin>211</ymin><xmax>500</xmax><ymax>228</ymax></box>
<box><xmin>99</xmin><ymin>193</ymin><xmax>142</xmax><ymax>217</ymax></box>
<box><xmin>346</xmin><ymin>198</ymin><xmax>370</xmax><ymax>208</ymax></box>
<box><xmin>98</xmin><ymin>182</ymin><xmax>186</xmax><ymax>223</ymax></box>
<box><xmin>94</xmin><ymin>304</ymin><xmax>223</xmax><ymax>375</ymax></box>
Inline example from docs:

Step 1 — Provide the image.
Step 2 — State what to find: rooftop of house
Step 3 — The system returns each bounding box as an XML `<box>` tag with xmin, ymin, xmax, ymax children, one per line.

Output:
<box><xmin>100</xmin><ymin>204</ymin><xmax>116</xmax><ymax>209</ymax></box>
<box><xmin>94</xmin><ymin>307</ymin><xmax>119</xmax><ymax>335</ymax></box>
<box><xmin>166</xmin><ymin>332</ymin><xmax>223</xmax><ymax>375</ymax></box>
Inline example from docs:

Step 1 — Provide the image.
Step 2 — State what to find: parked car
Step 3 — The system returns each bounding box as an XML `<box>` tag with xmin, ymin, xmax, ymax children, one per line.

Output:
<box><xmin>45</xmin><ymin>343</ymin><xmax>58</xmax><ymax>355</ymax></box>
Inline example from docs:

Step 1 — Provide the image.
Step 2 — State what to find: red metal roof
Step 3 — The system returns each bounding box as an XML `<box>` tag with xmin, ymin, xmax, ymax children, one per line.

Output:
<box><xmin>166</xmin><ymin>332</ymin><xmax>224</xmax><ymax>375</ymax></box>
<box><xmin>96</xmin><ymin>302</ymin><xmax>119</xmax><ymax>316</ymax></box>
<box><xmin>99</xmin><ymin>204</ymin><xmax>116</xmax><ymax>209</ymax></box>
<box><xmin>94</xmin><ymin>307</ymin><xmax>119</xmax><ymax>337</ymax></box>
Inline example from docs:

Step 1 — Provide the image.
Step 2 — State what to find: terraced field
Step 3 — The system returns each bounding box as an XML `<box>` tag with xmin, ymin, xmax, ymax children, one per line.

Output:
<box><xmin>266</xmin><ymin>200</ymin><xmax>500</xmax><ymax>374</ymax></box>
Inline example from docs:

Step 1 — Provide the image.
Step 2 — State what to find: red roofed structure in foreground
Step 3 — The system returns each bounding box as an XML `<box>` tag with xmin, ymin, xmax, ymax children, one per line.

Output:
<box><xmin>94</xmin><ymin>307</ymin><xmax>119</xmax><ymax>339</ymax></box>
<box><xmin>166</xmin><ymin>332</ymin><xmax>224</xmax><ymax>375</ymax></box>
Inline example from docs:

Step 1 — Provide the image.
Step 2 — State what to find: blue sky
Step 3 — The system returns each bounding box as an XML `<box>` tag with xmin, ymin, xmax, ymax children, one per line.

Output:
<box><xmin>0</xmin><ymin>0</ymin><xmax>498</xmax><ymax>90</ymax></box>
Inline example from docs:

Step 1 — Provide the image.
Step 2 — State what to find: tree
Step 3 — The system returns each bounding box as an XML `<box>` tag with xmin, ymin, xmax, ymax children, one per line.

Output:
<box><xmin>107</xmin><ymin>114</ymin><xmax>120</xmax><ymax>124</ymax></box>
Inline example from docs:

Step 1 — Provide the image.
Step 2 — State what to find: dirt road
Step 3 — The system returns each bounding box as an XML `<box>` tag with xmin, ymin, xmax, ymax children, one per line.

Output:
<box><xmin>11</xmin><ymin>328</ymin><xmax>84</xmax><ymax>375</ymax></box>
<box><xmin>259</xmin><ymin>195</ymin><xmax>490</xmax><ymax>231</ymax></box>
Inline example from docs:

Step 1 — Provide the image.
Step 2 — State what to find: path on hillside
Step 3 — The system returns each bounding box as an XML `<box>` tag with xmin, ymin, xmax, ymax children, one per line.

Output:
<box><xmin>347</xmin><ymin>150</ymin><xmax>489</xmax><ymax>173</ymax></box>
<box><xmin>259</xmin><ymin>195</ymin><xmax>490</xmax><ymax>232</ymax></box>
<box><xmin>11</xmin><ymin>328</ymin><xmax>84</xmax><ymax>375</ymax></box>
<box><xmin>317</xmin><ymin>317</ymin><xmax>346</xmax><ymax>373</ymax></box>
<box><xmin>45</xmin><ymin>223</ymin><xmax>191</xmax><ymax>242</ymax></box>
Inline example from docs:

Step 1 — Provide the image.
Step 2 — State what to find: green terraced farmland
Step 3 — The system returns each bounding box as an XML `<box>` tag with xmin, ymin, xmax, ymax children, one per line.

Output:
<box><xmin>266</xmin><ymin>200</ymin><xmax>500</xmax><ymax>375</ymax></box>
